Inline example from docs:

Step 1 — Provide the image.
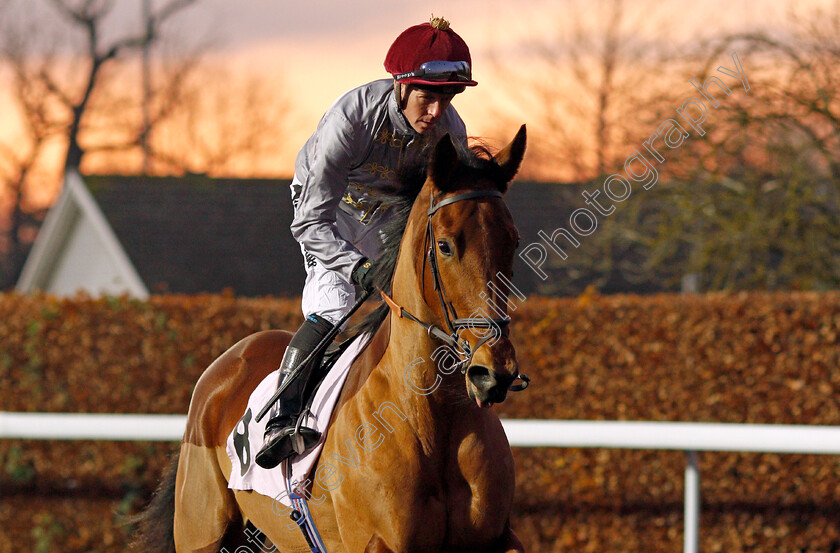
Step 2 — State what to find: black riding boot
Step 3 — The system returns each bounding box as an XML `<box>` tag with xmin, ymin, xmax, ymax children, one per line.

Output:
<box><xmin>255</xmin><ymin>314</ymin><xmax>334</xmax><ymax>469</ymax></box>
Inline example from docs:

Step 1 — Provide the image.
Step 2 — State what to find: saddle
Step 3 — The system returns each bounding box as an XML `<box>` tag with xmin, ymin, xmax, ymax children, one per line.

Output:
<box><xmin>226</xmin><ymin>331</ymin><xmax>374</xmax><ymax>503</ymax></box>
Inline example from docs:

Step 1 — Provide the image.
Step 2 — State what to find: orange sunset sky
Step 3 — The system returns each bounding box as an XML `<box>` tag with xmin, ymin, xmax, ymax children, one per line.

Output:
<box><xmin>0</xmin><ymin>0</ymin><xmax>831</xmax><ymax>207</ymax></box>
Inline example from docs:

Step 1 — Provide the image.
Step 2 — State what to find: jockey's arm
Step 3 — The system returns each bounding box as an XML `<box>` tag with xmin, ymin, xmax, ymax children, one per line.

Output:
<box><xmin>290</xmin><ymin>111</ymin><xmax>365</xmax><ymax>284</ymax></box>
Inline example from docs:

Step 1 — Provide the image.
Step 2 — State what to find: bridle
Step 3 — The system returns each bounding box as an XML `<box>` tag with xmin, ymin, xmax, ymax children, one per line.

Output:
<box><xmin>381</xmin><ymin>189</ymin><xmax>530</xmax><ymax>392</ymax></box>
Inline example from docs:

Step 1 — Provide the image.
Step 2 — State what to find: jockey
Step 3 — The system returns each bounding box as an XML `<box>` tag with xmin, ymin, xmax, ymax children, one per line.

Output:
<box><xmin>255</xmin><ymin>17</ymin><xmax>478</xmax><ymax>469</ymax></box>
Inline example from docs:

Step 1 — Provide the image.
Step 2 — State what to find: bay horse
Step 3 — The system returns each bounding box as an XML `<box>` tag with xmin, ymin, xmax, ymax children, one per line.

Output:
<box><xmin>132</xmin><ymin>125</ymin><xmax>528</xmax><ymax>553</ymax></box>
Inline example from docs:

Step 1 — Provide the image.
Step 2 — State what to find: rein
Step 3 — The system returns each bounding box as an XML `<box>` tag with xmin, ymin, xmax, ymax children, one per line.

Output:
<box><xmin>381</xmin><ymin>189</ymin><xmax>529</xmax><ymax>392</ymax></box>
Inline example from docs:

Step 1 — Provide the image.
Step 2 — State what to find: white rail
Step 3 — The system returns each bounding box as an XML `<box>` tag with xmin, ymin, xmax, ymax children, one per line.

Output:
<box><xmin>0</xmin><ymin>412</ymin><xmax>187</xmax><ymax>441</ymax></box>
<box><xmin>500</xmin><ymin>419</ymin><xmax>840</xmax><ymax>453</ymax></box>
<box><xmin>4</xmin><ymin>412</ymin><xmax>840</xmax><ymax>553</ymax></box>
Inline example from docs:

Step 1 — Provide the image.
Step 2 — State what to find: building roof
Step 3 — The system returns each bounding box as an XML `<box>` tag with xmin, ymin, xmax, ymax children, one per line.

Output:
<box><xmin>85</xmin><ymin>175</ymin><xmax>585</xmax><ymax>298</ymax></box>
<box><xmin>84</xmin><ymin>174</ymin><xmax>303</xmax><ymax>296</ymax></box>
<box><xmin>19</xmin><ymin>172</ymin><xmax>586</xmax><ymax>298</ymax></box>
<box><xmin>16</xmin><ymin>170</ymin><xmax>149</xmax><ymax>298</ymax></box>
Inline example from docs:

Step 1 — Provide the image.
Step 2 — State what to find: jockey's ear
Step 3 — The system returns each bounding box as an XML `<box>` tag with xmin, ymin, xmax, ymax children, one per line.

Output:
<box><xmin>428</xmin><ymin>133</ymin><xmax>459</xmax><ymax>189</ymax></box>
<box><xmin>495</xmin><ymin>124</ymin><xmax>527</xmax><ymax>190</ymax></box>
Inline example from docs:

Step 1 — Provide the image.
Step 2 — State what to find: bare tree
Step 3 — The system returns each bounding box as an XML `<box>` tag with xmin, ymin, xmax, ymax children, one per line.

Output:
<box><xmin>0</xmin><ymin>43</ymin><xmax>61</xmax><ymax>287</ymax></box>
<box><xmin>142</xmin><ymin>63</ymin><xmax>291</xmax><ymax>177</ymax></box>
<box><xmin>35</xmin><ymin>0</ymin><xmax>199</xmax><ymax>170</ymax></box>
<box><xmin>489</xmin><ymin>1</ymin><xmax>840</xmax><ymax>294</ymax></box>
<box><xmin>486</xmin><ymin>0</ymin><xmax>690</xmax><ymax>294</ymax></box>
<box><xmin>0</xmin><ymin>0</ymin><xmax>204</xmax><ymax>288</ymax></box>
<box><xmin>632</xmin><ymin>1</ymin><xmax>840</xmax><ymax>292</ymax></box>
<box><xmin>487</xmin><ymin>0</ymin><xmax>683</xmax><ymax>182</ymax></box>
<box><xmin>0</xmin><ymin>0</ymin><xmax>293</xmax><ymax>289</ymax></box>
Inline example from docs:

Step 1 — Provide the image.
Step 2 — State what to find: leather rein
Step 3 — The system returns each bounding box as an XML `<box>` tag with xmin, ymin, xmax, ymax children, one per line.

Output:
<box><xmin>381</xmin><ymin>189</ymin><xmax>530</xmax><ymax>392</ymax></box>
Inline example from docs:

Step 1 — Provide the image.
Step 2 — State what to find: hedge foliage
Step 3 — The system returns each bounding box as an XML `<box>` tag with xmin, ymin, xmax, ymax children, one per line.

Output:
<box><xmin>1</xmin><ymin>291</ymin><xmax>839</xmax><ymax>552</ymax></box>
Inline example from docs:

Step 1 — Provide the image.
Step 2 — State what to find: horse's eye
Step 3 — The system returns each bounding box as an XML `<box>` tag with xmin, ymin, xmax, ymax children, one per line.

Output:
<box><xmin>437</xmin><ymin>240</ymin><xmax>453</xmax><ymax>257</ymax></box>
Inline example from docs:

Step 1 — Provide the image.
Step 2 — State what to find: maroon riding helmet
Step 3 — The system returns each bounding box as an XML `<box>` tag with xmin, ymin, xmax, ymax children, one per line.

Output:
<box><xmin>385</xmin><ymin>17</ymin><xmax>478</xmax><ymax>92</ymax></box>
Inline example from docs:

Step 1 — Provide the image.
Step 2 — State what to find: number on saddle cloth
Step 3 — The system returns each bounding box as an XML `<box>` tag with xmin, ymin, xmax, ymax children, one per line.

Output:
<box><xmin>233</xmin><ymin>408</ymin><xmax>252</xmax><ymax>477</ymax></box>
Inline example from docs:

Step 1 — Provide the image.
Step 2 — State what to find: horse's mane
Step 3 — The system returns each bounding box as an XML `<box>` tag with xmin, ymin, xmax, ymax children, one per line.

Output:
<box><xmin>349</xmin><ymin>139</ymin><xmax>502</xmax><ymax>338</ymax></box>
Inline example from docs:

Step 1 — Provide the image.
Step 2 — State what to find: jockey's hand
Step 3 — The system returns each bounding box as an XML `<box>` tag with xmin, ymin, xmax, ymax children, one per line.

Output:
<box><xmin>351</xmin><ymin>257</ymin><xmax>377</xmax><ymax>294</ymax></box>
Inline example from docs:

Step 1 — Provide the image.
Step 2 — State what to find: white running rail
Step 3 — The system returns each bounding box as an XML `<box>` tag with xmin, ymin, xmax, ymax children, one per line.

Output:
<box><xmin>4</xmin><ymin>412</ymin><xmax>840</xmax><ymax>553</ymax></box>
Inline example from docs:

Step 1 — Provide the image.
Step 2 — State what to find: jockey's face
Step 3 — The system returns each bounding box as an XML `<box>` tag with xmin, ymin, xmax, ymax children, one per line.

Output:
<box><xmin>401</xmin><ymin>86</ymin><xmax>456</xmax><ymax>134</ymax></box>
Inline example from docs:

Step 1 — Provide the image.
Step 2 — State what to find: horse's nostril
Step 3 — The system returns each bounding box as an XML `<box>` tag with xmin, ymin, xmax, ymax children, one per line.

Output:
<box><xmin>467</xmin><ymin>366</ymin><xmax>518</xmax><ymax>405</ymax></box>
<box><xmin>467</xmin><ymin>365</ymin><xmax>496</xmax><ymax>391</ymax></box>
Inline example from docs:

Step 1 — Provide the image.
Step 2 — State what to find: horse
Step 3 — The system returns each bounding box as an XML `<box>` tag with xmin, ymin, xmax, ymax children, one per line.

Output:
<box><xmin>131</xmin><ymin>124</ymin><xmax>528</xmax><ymax>553</ymax></box>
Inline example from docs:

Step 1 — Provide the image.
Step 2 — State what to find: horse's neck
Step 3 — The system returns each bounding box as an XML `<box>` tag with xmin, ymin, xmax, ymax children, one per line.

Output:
<box><xmin>375</xmin><ymin>199</ymin><xmax>467</xmax><ymax>426</ymax></box>
<box><xmin>379</xmin><ymin>315</ymin><xmax>471</xmax><ymax>435</ymax></box>
<box><xmin>335</xmin><ymin>310</ymin><xmax>464</xmax><ymax>445</ymax></box>
<box><xmin>344</xmin><ymin>192</ymin><xmax>474</xmax><ymax>439</ymax></box>
<box><xmin>339</xmin><ymin>313</ymin><xmax>454</xmax><ymax>407</ymax></box>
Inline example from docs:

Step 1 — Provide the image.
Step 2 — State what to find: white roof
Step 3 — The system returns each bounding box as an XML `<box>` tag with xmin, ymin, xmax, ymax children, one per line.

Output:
<box><xmin>16</xmin><ymin>169</ymin><xmax>149</xmax><ymax>298</ymax></box>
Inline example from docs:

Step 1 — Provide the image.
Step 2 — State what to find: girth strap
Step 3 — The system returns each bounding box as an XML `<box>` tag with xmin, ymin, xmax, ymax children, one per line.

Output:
<box><xmin>284</xmin><ymin>465</ymin><xmax>328</xmax><ymax>553</ymax></box>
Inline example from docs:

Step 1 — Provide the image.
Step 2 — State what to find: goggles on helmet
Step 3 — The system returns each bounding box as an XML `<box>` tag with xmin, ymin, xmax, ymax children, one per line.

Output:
<box><xmin>393</xmin><ymin>60</ymin><xmax>472</xmax><ymax>83</ymax></box>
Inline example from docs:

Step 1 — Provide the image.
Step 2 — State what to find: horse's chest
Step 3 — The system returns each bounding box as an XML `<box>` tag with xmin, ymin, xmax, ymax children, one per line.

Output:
<box><xmin>443</xmin><ymin>434</ymin><xmax>516</xmax><ymax>545</ymax></box>
<box><xmin>325</xmin><ymin>396</ymin><xmax>515</xmax><ymax>551</ymax></box>
<box><xmin>357</xmin><ymin>454</ymin><xmax>511</xmax><ymax>553</ymax></box>
<box><xmin>380</xmin><ymin>431</ymin><xmax>515</xmax><ymax>549</ymax></box>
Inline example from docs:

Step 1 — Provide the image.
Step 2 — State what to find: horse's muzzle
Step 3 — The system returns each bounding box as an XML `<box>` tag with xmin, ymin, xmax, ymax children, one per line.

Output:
<box><xmin>466</xmin><ymin>364</ymin><xmax>516</xmax><ymax>407</ymax></box>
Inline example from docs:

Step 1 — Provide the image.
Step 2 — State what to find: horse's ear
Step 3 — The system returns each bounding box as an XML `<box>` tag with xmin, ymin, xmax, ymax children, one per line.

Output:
<box><xmin>495</xmin><ymin>124</ymin><xmax>527</xmax><ymax>189</ymax></box>
<box><xmin>428</xmin><ymin>133</ymin><xmax>459</xmax><ymax>189</ymax></box>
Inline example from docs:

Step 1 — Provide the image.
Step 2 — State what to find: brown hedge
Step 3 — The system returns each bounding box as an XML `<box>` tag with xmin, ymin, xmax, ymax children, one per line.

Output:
<box><xmin>1</xmin><ymin>291</ymin><xmax>839</xmax><ymax>553</ymax></box>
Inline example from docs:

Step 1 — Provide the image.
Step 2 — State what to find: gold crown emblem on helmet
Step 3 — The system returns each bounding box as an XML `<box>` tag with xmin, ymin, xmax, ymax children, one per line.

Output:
<box><xmin>429</xmin><ymin>15</ymin><xmax>450</xmax><ymax>30</ymax></box>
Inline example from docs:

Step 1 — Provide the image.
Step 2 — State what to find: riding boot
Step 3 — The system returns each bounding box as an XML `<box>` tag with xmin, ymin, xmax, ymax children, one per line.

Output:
<box><xmin>255</xmin><ymin>314</ymin><xmax>334</xmax><ymax>469</ymax></box>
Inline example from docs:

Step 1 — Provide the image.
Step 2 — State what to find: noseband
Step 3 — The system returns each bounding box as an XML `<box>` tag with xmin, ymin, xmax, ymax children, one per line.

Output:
<box><xmin>381</xmin><ymin>189</ymin><xmax>530</xmax><ymax>392</ymax></box>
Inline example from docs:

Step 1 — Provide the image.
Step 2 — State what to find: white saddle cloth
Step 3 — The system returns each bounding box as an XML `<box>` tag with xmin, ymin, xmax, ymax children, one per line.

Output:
<box><xmin>225</xmin><ymin>332</ymin><xmax>371</xmax><ymax>507</ymax></box>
